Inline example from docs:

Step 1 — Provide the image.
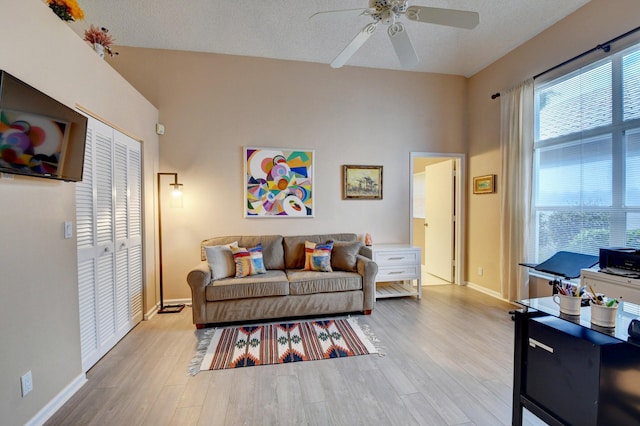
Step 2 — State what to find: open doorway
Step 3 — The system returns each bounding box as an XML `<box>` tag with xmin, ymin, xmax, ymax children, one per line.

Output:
<box><xmin>410</xmin><ymin>152</ymin><xmax>465</xmax><ymax>286</ymax></box>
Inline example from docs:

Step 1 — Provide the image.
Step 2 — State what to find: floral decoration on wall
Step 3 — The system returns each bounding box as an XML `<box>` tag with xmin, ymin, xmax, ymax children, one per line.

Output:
<box><xmin>47</xmin><ymin>0</ymin><xmax>84</xmax><ymax>22</ymax></box>
<box><xmin>83</xmin><ymin>25</ymin><xmax>119</xmax><ymax>57</ymax></box>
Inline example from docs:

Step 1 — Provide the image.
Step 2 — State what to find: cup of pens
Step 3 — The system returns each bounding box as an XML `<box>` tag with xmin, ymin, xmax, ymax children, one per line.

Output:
<box><xmin>588</xmin><ymin>288</ymin><xmax>619</xmax><ymax>328</ymax></box>
<box><xmin>553</xmin><ymin>293</ymin><xmax>582</xmax><ymax>315</ymax></box>
<box><xmin>552</xmin><ymin>283</ymin><xmax>582</xmax><ymax>315</ymax></box>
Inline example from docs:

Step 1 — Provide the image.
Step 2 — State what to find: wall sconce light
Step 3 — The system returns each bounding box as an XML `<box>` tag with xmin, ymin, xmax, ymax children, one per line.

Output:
<box><xmin>157</xmin><ymin>172</ymin><xmax>185</xmax><ymax>314</ymax></box>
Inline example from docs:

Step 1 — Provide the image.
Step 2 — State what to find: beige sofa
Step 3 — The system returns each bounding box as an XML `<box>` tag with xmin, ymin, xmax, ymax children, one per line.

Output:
<box><xmin>186</xmin><ymin>233</ymin><xmax>378</xmax><ymax>328</ymax></box>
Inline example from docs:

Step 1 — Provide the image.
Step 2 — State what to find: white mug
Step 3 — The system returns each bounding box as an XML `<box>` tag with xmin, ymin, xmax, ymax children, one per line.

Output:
<box><xmin>552</xmin><ymin>293</ymin><xmax>582</xmax><ymax>316</ymax></box>
<box><xmin>590</xmin><ymin>302</ymin><xmax>618</xmax><ymax>328</ymax></box>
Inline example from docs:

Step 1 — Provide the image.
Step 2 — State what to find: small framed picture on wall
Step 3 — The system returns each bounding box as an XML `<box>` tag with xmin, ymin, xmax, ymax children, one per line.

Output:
<box><xmin>343</xmin><ymin>165</ymin><xmax>383</xmax><ymax>199</ymax></box>
<box><xmin>473</xmin><ymin>174</ymin><xmax>496</xmax><ymax>194</ymax></box>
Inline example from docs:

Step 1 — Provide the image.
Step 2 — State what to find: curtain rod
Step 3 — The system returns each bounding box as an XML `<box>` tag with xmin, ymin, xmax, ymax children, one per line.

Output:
<box><xmin>490</xmin><ymin>24</ymin><xmax>640</xmax><ymax>100</ymax></box>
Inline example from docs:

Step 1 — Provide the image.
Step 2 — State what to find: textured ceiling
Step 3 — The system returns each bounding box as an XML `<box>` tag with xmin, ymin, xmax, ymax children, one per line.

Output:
<box><xmin>68</xmin><ymin>0</ymin><xmax>592</xmax><ymax>77</ymax></box>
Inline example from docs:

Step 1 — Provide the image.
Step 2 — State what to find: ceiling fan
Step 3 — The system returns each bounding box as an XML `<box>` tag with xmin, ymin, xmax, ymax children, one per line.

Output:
<box><xmin>313</xmin><ymin>0</ymin><xmax>479</xmax><ymax>69</ymax></box>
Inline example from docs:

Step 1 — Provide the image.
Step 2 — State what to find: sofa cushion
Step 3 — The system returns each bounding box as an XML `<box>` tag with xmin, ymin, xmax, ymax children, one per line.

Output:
<box><xmin>286</xmin><ymin>270</ymin><xmax>362</xmax><ymax>295</ymax></box>
<box><xmin>331</xmin><ymin>240</ymin><xmax>362</xmax><ymax>272</ymax></box>
<box><xmin>206</xmin><ymin>270</ymin><xmax>289</xmax><ymax>301</ymax></box>
<box><xmin>284</xmin><ymin>233</ymin><xmax>358</xmax><ymax>269</ymax></box>
<box><xmin>204</xmin><ymin>242</ymin><xmax>238</xmax><ymax>280</ymax></box>
<box><xmin>201</xmin><ymin>235</ymin><xmax>285</xmax><ymax>270</ymax></box>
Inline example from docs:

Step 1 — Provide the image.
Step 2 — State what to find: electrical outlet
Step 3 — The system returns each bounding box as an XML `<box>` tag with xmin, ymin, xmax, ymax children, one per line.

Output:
<box><xmin>478</xmin><ymin>267</ymin><xmax>484</xmax><ymax>276</ymax></box>
<box><xmin>21</xmin><ymin>371</ymin><xmax>33</xmax><ymax>397</ymax></box>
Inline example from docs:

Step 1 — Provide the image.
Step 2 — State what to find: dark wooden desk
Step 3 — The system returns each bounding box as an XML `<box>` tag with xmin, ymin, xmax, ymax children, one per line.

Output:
<box><xmin>512</xmin><ymin>297</ymin><xmax>640</xmax><ymax>426</ymax></box>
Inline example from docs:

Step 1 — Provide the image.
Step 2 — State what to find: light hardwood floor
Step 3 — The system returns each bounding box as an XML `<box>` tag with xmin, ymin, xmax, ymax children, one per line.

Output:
<box><xmin>46</xmin><ymin>285</ymin><xmax>522</xmax><ymax>426</ymax></box>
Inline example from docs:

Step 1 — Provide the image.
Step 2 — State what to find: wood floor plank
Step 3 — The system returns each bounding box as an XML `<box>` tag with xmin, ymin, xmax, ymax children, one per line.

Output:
<box><xmin>143</xmin><ymin>384</ymin><xmax>186</xmax><ymax>426</ymax></box>
<box><xmin>275</xmin><ymin>373</ymin><xmax>308</xmax><ymax>425</ymax></box>
<box><xmin>170</xmin><ymin>406</ymin><xmax>201</xmax><ymax>426</ymax></box>
<box><xmin>45</xmin><ymin>285</ymin><xmax>521</xmax><ymax>426</ymax></box>
<box><xmin>399</xmin><ymin>392</ymin><xmax>448</xmax><ymax>426</ymax></box>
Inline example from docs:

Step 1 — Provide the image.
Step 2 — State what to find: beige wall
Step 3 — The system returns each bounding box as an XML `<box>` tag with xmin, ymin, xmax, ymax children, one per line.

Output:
<box><xmin>466</xmin><ymin>0</ymin><xmax>640</xmax><ymax>296</ymax></box>
<box><xmin>110</xmin><ymin>49</ymin><xmax>468</xmax><ymax>302</ymax></box>
<box><xmin>0</xmin><ymin>1</ymin><xmax>159</xmax><ymax>424</ymax></box>
<box><xmin>3</xmin><ymin>0</ymin><xmax>638</xmax><ymax>422</ymax></box>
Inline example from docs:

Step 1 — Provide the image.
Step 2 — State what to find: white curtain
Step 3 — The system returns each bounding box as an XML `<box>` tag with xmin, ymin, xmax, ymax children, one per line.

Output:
<box><xmin>499</xmin><ymin>79</ymin><xmax>534</xmax><ymax>301</ymax></box>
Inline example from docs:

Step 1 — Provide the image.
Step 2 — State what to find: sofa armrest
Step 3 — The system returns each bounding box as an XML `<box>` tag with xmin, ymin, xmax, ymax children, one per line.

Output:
<box><xmin>187</xmin><ymin>261</ymin><xmax>211</xmax><ymax>325</ymax></box>
<box><xmin>356</xmin><ymin>254</ymin><xmax>378</xmax><ymax>311</ymax></box>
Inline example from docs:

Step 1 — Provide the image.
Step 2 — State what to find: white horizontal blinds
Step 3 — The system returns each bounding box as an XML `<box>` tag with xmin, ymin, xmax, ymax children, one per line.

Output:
<box><xmin>623</xmin><ymin>49</ymin><xmax>640</xmax><ymax>121</ymax></box>
<box><xmin>623</xmin><ymin>48</ymin><xmax>640</xmax><ymax>249</ymax></box>
<box><xmin>536</xmin><ymin>61</ymin><xmax>612</xmax><ymax>141</ymax></box>
<box><xmin>626</xmin><ymin>129</ymin><xmax>640</xmax><ymax>247</ymax></box>
<box><xmin>532</xmin><ymin>40</ymin><xmax>640</xmax><ymax>262</ymax></box>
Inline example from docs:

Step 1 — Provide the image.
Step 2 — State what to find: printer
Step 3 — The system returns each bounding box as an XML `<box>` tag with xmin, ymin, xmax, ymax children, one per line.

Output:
<box><xmin>599</xmin><ymin>247</ymin><xmax>640</xmax><ymax>277</ymax></box>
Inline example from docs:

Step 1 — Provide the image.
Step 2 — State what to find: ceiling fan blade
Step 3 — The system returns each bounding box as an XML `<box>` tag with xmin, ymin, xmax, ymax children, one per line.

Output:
<box><xmin>309</xmin><ymin>8</ymin><xmax>374</xmax><ymax>20</ymax></box>
<box><xmin>331</xmin><ymin>23</ymin><xmax>377</xmax><ymax>68</ymax></box>
<box><xmin>388</xmin><ymin>23</ymin><xmax>418</xmax><ymax>69</ymax></box>
<box><xmin>405</xmin><ymin>6</ymin><xmax>479</xmax><ymax>29</ymax></box>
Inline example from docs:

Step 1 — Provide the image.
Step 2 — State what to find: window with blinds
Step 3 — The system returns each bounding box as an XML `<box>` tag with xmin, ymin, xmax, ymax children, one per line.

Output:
<box><xmin>532</xmin><ymin>41</ymin><xmax>640</xmax><ymax>262</ymax></box>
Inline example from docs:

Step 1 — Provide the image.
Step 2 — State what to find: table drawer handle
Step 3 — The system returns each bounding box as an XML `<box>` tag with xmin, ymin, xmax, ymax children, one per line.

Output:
<box><xmin>529</xmin><ymin>338</ymin><xmax>554</xmax><ymax>354</ymax></box>
<box><xmin>388</xmin><ymin>271</ymin><xmax>404</xmax><ymax>275</ymax></box>
<box><xmin>388</xmin><ymin>257</ymin><xmax>405</xmax><ymax>260</ymax></box>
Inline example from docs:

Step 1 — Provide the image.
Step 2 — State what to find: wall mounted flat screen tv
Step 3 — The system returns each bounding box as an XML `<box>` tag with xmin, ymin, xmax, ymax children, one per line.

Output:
<box><xmin>0</xmin><ymin>70</ymin><xmax>87</xmax><ymax>182</ymax></box>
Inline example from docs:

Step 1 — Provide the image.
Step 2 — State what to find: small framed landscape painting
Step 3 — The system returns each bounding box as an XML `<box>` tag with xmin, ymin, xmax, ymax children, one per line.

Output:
<box><xmin>473</xmin><ymin>174</ymin><xmax>496</xmax><ymax>194</ymax></box>
<box><xmin>343</xmin><ymin>165</ymin><xmax>383</xmax><ymax>200</ymax></box>
<box><xmin>244</xmin><ymin>147</ymin><xmax>314</xmax><ymax>218</ymax></box>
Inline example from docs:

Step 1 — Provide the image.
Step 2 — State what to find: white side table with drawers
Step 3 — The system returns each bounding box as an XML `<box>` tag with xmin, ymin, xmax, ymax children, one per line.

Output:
<box><xmin>370</xmin><ymin>244</ymin><xmax>422</xmax><ymax>300</ymax></box>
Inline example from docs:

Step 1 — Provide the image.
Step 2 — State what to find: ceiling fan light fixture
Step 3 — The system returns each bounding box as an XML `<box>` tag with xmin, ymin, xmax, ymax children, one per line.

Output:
<box><xmin>323</xmin><ymin>0</ymin><xmax>478</xmax><ymax>69</ymax></box>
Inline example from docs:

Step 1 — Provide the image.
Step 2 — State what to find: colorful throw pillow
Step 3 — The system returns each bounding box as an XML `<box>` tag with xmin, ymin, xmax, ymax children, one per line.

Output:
<box><xmin>309</xmin><ymin>241</ymin><xmax>334</xmax><ymax>272</ymax></box>
<box><xmin>204</xmin><ymin>241</ymin><xmax>238</xmax><ymax>280</ymax></box>
<box><xmin>232</xmin><ymin>243</ymin><xmax>267</xmax><ymax>278</ymax></box>
<box><xmin>303</xmin><ymin>241</ymin><xmax>317</xmax><ymax>270</ymax></box>
<box><xmin>249</xmin><ymin>243</ymin><xmax>267</xmax><ymax>275</ymax></box>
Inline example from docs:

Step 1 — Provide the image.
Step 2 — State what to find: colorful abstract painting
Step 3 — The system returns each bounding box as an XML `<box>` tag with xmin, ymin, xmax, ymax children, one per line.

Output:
<box><xmin>244</xmin><ymin>147</ymin><xmax>314</xmax><ymax>217</ymax></box>
<box><xmin>0</xmin><ymin>110</ymin><xmax>68</xmax><ymax>176</ymax></box>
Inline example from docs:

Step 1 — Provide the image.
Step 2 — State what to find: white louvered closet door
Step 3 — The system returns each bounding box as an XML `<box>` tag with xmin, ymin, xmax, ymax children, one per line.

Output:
<box><xmin>76</xmin><ymin>117</ymin><xmax>142</xmax><ymax>373</ymax></box>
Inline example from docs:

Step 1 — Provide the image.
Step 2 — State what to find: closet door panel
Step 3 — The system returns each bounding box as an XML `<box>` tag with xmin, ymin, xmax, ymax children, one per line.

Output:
<box><xmin>76</xmin><ymin>117</ymin><xmax>143</xmax><ymax>372</ymax></box>
<box><xmin>77</xmin><ymin>258</ymin><xmax>98</xmax><ymax>371</ymax></box>
<box><xmin>114</xmin><ymin>140</ymin><xmax>130</xmax><ymax>332</ymax></box>
<box><xmin>127</xmin><ymin>143</ymin><xmax>143</xmax><ymax>321</ymax></box>
<box><xmin>76</xmin><ymin>123</ymin><xmax>98</xmax><ymax>372</ymax></box>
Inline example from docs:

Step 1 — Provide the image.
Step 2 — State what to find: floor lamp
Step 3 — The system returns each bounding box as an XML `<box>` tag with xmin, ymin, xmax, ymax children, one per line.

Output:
<box><xmin>157</xmin><ymin>172</ymin><xmax>185</xmax><ymax>314</ymax></box>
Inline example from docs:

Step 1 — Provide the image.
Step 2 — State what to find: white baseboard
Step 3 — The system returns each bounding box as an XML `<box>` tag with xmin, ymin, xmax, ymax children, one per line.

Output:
<box><xmin>144</xmin><ymin>298</ymin><xmax>192</xmax><ymax>320</ymax></box>
<box><xmin>26</xmin><ymin>373</ymin><xmax>87</xmax><ymax>426</ymax></box>
<box><xmin>465</xmin><ymin>281</ymin><xmax>514</xmax><ymax>304</ymax></box>
<box><xmin>144</xmin><ymin>304</ymin><xmax>158</xmax><ymax>320</ymax></box>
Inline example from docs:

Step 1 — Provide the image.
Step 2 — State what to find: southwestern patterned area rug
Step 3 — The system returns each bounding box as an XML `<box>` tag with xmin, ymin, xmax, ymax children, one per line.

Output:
<box><xmin>193</xmin><ymin>317</ymin><xmax>379</xmax><ymax>372</ymax></box>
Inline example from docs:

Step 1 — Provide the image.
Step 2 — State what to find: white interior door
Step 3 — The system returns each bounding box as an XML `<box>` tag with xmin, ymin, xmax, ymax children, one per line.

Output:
<box><xmin>424</xmin><ymin>159</ymin><xmax>455</xmax><ymax>282</ymax></box>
